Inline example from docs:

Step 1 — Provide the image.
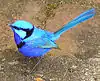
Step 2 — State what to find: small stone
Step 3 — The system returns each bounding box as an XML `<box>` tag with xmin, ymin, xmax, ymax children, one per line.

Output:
<box><xmin>71</xmin><ymin>65</ymin><xmax>77</xmax><ymax>69</ymax></box>
<box><xmin>8</xmin><ymin>61</ymin><xmax>19</xmax><ymax>65</ymax></box>
<box><xmin>1</xmin><ymin>58</ymin><xmax>6</xmax><ymax>61</ymax></box>
<box><xmin>0</xmin><ymin>64</ymin><xmax>4</xmax><ymax>70</ymax></box>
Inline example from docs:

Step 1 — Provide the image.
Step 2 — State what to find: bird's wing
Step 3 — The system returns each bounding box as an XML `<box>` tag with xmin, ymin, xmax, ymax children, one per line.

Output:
<box><xmin>24</xmin><ymin>35</ymin><xmax>58</xmax><ymax>49</ymax></box>
<box><xmin>38</xmin><ymin>38</ymin><xmax>58</xmax><ymax>48</ymax></box>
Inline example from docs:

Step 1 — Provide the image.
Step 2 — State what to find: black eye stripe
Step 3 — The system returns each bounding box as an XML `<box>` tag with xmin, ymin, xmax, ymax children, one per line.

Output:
<box><xmin>11</xmin><ymin>25</ymin><xmax>34</xmax><ymax>39</ymax></box>
<box><xmin>12</xmin><ymin>26</ymin><xmax>20</xmax><ymax>30</ymax></box>
<box><xmin>11</xmin><ymin>26</ymin><xmax>30</xmax><ymax>31</ymax></box>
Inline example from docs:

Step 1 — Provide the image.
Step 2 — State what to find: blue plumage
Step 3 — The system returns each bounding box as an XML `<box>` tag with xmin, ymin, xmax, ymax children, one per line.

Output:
<box><xmin>9</xmin><ymin>8</ymin><xmax>95</xmax><ymax>57</ymax></box>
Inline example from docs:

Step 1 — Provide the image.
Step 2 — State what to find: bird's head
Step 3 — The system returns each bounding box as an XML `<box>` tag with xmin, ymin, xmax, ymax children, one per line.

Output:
<box><xmin>9</xmin><ymin>20</ymin><xmax>34</xmax><ymax>39</ymax></box>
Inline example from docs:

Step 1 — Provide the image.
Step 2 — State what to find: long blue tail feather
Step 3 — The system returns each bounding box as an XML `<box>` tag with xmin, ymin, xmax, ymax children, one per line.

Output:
<box><xmin>54</xmin><ymin>8</ymin><xmax>95</xmax><ymax>38</ymax></box>
<box><xmin>73</xmin><ymin>8</ymin><xmax>95</xmax><ymax>21</ymax></box>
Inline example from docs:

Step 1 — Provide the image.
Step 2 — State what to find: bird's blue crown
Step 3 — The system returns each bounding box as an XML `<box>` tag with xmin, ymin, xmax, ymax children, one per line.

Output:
<box><xmin>10</xmin><ymin>20</ymin><xmax>33</xmax><ymax>29</ymax></box>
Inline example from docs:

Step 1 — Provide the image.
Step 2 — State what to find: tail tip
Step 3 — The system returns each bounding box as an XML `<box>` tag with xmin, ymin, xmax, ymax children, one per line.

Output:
<box><xmin>91</xmin><ymin>8</ymin><xmax>96</xmax><ymax>14</ymax></box>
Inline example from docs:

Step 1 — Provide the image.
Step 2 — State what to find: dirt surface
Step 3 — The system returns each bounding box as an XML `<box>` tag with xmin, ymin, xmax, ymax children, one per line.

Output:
<box><xmin>0</xmin><ymin>0</ymin><xmax>100</xmax><ymax>81</ymax></box>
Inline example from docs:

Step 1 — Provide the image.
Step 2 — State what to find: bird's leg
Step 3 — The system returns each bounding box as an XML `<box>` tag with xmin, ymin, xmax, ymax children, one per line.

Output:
<box><xmin>30</xmin><ymin>56</ymin><xmax>44</xmax><ymax>73</ymax></box>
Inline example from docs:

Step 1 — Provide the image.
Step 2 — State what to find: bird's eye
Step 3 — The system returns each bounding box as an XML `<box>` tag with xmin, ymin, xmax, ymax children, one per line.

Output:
<box><xmin>21</xmin><ymin>28</ymin><xmax>30</xmax><ymax>31</ymax></box>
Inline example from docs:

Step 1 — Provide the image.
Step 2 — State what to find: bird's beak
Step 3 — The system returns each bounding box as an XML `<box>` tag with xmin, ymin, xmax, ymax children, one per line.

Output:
<box><xmin>8</xmin><ymin>24</ymin><xmax>15</xmax><ymax>32</ymax></box>
<box><xmin>8</xmin><ymin>24</ymin><xmax>13</xmax><ymax>27</ymax></box>
<box><xmin>8</xmin><ymin>24</ymin><xmax>11</xmax><ymax>27</ymax></box>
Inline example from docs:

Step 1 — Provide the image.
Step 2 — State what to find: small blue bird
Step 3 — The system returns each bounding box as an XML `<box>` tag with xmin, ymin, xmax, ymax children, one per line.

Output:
<box><xmin>9</xmin><ymin>8</ymin><xmax>95</xmax><ymax>57</ymax></box>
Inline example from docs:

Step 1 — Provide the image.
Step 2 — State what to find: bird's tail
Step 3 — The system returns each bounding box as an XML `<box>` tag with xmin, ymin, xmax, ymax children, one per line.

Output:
<box><xmin>54</xmin><ymin>8</ymin><xmax>95</xmax><ymax>39</ymax></box>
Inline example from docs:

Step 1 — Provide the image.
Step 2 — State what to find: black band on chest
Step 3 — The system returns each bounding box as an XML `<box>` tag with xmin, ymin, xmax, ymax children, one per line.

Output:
<box><xmin>17</xmin><ymin>42</ymin><xmax>25</xmax><ymax>48</ymax></box>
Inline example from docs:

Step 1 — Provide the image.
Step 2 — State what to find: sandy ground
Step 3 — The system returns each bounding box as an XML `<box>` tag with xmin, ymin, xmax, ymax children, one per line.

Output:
<box><xmin>0</xmin><ymin>0</ymin><xmax>100</xmax><ymax>81</ymax></box>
